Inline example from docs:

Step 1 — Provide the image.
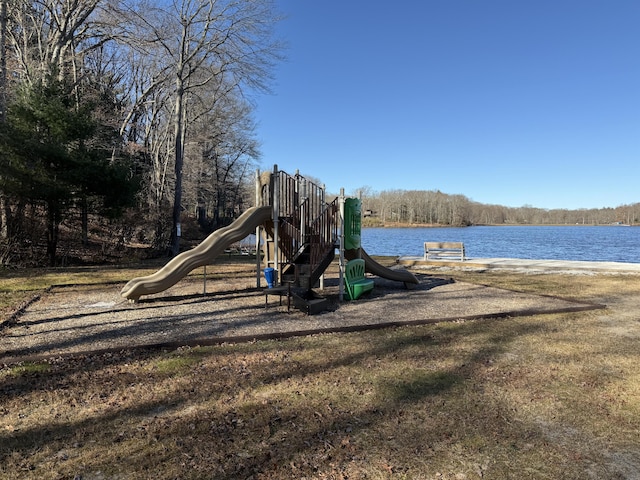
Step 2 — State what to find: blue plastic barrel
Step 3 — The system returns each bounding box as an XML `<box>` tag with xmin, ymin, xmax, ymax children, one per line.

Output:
<box><xmin>263</xmin><ymin>268</ymin><xmax>275</xmax><ymax>288</ymax></box>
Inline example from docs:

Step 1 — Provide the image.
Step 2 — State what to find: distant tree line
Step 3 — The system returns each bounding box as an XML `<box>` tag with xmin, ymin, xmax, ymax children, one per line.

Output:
<box><xmin>0</xmin><ymin>0</ymin><xmax>283</xmax><ymax>266</ymax></box>
<box><xmin>353</xmin><ymin>188</ymin><xmax>640</xmax><ymax>227</ymax></box>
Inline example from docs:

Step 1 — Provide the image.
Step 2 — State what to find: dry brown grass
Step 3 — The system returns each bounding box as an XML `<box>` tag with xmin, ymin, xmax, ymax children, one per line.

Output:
<box><xmin>1</xmin><ymin>261</ymin><xmax>640</xmax><ymax>479</ymax></box>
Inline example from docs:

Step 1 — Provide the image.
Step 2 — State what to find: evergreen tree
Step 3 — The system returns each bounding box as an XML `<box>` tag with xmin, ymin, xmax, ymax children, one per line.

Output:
<box><xmin>0</xmin><ymin>73</ymin><xmax>139</xmax><ymax>265</ymax></box>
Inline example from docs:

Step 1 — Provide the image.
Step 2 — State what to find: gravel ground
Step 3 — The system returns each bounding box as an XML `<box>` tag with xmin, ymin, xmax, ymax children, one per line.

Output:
<box><xmin>0</xmin><ymin>272</ymin><xmax>602</xmax><ymax>364</ymax></box>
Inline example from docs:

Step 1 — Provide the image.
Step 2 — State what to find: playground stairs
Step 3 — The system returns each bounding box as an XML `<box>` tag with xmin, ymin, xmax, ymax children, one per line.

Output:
<box><xmin>260</xmin><ymin>168</ymin><xmax>340</xmax><ymax>314</ymax></box>
<box><xmin>291</xmin><ymin>289</ymin><xmax>332</xmax><ymax>315</ymax></box>
<box><xmin>280</xmin><ymin>244</ymin><xmax>336</xmax><ymax>289</ymax></box>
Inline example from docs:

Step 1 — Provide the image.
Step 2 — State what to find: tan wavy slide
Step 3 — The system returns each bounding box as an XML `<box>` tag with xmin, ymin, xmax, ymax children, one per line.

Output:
<box><xmin>121</xmin><ymin>206</ymin><xmax>272</xmax><ymax>302</ymax></box>
<box><xmin>345</xmin><ymin>247</ymin><xmax>419</xmax><ymax>285</ymax></box>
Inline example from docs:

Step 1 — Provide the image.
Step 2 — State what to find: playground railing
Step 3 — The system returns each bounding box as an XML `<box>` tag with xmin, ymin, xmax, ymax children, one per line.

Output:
<box><xmin>278</xmin><ymin>217</ymin><xmax>302</xmax><ymax>262</ymax></box>
<box><xmin>307</xmin><ymin>198</ymin><xmax>340</xmax><ymax>267</ymax></box>
<box><xmin>261</xmin><ymin>168</ymin><xmax>339</xmax><ymax>283</ymax></box>
<box><xmin>276</xmin><ymin>195</ymin><xmax>339</xmax><ymax>277</ymax></box>
<box><xmin>275</xmin><ymin>169</ymin><xmax>326</xmax><ymax>219</ymax></box>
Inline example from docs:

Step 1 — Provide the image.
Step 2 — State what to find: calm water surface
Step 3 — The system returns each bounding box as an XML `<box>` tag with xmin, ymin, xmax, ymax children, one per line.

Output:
<box><xmin>361</xmin><ymin>226</ymin><xmax>640</xmax><ymax>264</ymax></box>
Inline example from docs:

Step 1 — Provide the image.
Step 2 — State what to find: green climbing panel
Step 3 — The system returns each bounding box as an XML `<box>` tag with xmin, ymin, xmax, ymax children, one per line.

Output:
<box><xmin>344</xmin><ymin>198</ymin><xmax>361</xmax><ymax>250</ymax></box>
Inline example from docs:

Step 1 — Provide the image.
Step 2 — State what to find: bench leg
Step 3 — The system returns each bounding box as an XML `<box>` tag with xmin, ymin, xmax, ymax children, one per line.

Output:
<box><xmin>264</xmin><ymin>284</ymin><xmax>292</xmax><ymax>312</ymax></box>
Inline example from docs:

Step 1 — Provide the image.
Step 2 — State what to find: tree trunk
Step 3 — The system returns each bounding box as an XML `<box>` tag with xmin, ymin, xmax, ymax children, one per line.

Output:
<box><xmin>170</xmin><ymin>82</ymin><xmax>185</xmax><ymax>256</ymax></box>
<box><xmin>0</xmin><ymin>195</ymin><xmax>7</xmax><ymax>239</ymax></box>
<box><xmin>0</xmin><ymin>0</ymin><xmax>6</xmax><ymax>124</ymax></box>
<box><xmin>46</xmin><ymin>203</ymin><xmax>60</xmax><ymax>267</ymax></box>
<box><xmin>0</xmin><ymin>0</ymin><xmax>7</xmax><ymax>240</ymax></box>
<box><xmin>81</xmin><ymin>196</ymin><xmax>88</xmax><ymax>246</ymax></box>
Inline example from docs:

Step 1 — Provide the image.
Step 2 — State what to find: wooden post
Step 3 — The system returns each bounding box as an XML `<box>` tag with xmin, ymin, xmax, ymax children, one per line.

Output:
<box><xmin>272</xmin><ymin>164</ymin><xmax>280</xmax><ymax>286</ymax></box>
<box><xmin>255</xmin><ymin>168</ymin><xmax>261</xmax><ymax>288</ymax></box>
<box><xmin>319</xmin><ymin>183</ymin><xmax>327</xmax><ymax>290</ymax></box>
<box><xmin>300</xmin><ymin>176</ymin><xmax>307</xmax><ymax>246</ymax></box>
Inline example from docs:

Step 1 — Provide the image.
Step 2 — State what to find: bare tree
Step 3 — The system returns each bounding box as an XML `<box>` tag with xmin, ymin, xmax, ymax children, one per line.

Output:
<box><xmin>0</xmin><ymin>0</ymin><xmax>6</xmax><ymax>123</ymax></box>
<box><xmin>117</xmin><ymin>0</ymin><xmax>282</xmax><ymax>255</ymax></box>
<box><xmin>191</xmin><ymin>87</ymin><xmax>259</xmax><ymax>229</ymax></box>
<box><xmin>7</xmin><ymin>0</ymin><xmax>106</xmax><ymax>83</ymax></box>
<box><xmin>0</xmin><ymin>0</ymin><xmax>7</xmax><ymax>240</ymax></box>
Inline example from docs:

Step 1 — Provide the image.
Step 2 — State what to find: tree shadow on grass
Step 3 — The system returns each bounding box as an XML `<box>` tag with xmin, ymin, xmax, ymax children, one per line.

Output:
<box><xmin>1</xmin><ymin>316</ymin><xmax>554</xmax><ymax>478</ymax></box>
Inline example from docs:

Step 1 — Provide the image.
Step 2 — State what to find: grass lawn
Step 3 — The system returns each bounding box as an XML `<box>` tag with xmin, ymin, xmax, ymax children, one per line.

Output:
<box><xmin>1</xmin><ymin>259</ymin><xmax>640</xmax><ymax>479</ymax></box>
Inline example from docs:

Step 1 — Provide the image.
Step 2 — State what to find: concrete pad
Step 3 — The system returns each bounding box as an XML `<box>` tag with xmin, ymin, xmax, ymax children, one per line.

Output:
<box><xmin>398</xmin><ymin>257</ymin><xmax>640</xmax><ymax>274</ymax></box>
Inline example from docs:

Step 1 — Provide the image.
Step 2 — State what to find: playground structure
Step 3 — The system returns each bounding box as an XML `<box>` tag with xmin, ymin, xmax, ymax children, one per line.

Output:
<box><xmin>121</xmin><ymin>166</ymin><xmax>418</xmax><ymax>309</ymax></box>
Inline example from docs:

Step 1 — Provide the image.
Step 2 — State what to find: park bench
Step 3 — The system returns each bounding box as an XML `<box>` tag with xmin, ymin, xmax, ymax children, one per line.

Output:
<box><xmin>424</xmin><ymin>242</ymin><xmax>465</xmax><ymax>261</ymax></box>
<box><xmin>344</xmin><ymin>259</ymin><xmax>374</xmax><ymax>300</ymax></box>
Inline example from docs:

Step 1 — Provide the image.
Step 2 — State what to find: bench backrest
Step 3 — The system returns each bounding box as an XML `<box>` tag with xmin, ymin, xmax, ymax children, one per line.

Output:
<box><xmin>424</xmin><ymin>242</ymin><xmax>464</xmax><ymax>250</ymax></box>
<box><xmin>345</xmin><ymin>258</ymin><xmax>366</xmax><ymax>281</ymax></box>
<box><xmin>424</xmin><ymin>241</ymin><xmax>465</xmax><ymax>260</ymax></box>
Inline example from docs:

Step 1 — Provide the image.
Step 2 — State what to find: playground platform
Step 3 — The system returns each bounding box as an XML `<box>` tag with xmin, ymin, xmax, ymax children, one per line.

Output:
<box><xmin>398</xmin><ymin>256</ymin><xmax>640</xmax><ymax>274</ymax></box>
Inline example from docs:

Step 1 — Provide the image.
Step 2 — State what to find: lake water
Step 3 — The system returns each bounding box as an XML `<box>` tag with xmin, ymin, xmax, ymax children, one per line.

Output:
<box><xmin>360</xmin><ymin>226</ymin><xmax>640</xmax><ymax>264</ymax></box>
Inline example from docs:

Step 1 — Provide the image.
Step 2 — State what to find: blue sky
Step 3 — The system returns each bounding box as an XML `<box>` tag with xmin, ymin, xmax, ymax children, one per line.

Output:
<box><xmin>254</xmin><ymin>1</ymin><xmax>639</xmax><ymax>210</ymax></box>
